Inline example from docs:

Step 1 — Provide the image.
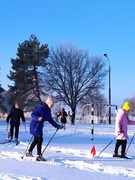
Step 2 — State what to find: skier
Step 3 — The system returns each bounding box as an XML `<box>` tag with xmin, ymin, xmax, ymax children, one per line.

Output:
<box><xmin>113</xmin><ymin>101</ymin><xmax>135</xmax><ymax>158</ymax></box>
<box><xmin>57</xmin><ymin>108</ymin><xmax>68</xmax><ymax>130</ymax></box>
<box><xmin>6</xmin><ymin>102</ymin><xmax>26</xmax><ymax>143</ymax></box>
<box><xmin>70</xmin><ymin>111</ymin><xmax>75</xmax><ymax>125</ymax></box>
<box><xmin>26</xmin><ymin>95</ymin><xmax>63</xmax><ymax>161</ymax></box>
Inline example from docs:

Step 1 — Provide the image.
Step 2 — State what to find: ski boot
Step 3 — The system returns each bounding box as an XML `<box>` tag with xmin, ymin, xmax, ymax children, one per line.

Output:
<box><xmin>36</xmin><ymin>155</ymin><xmax>46</xmax><ymax>162</ymax></box>
<box><xmin>113</xmin><ymin>153</ymin><xmax>120</xmax><ymax>157</ymax></box>
<box><xmin>26</xmin><ymin>151</ymin><xmax>34</xmax><ymax>157</ymax></box>
<box><xmin>120</xmin><ymin>153</ymin><xmax>129</xmax><ymax>159</ymax></box>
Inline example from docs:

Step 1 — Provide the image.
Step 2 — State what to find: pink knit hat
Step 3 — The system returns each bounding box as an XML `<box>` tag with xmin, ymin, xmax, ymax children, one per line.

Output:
<box><xmin>45</xmin><ymin>95</ymin><xmax>54</xmax><ymax>108</ymax></box>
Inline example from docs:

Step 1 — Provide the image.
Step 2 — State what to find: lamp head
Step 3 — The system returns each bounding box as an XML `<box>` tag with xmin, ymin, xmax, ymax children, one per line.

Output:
<box><xmin>103</xmin><ymin>52</ymin><xmax>108</xmax><ymax>57</ymax></box>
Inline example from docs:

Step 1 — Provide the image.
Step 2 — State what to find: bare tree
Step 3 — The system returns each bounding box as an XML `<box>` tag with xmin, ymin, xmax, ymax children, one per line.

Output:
<box><xmin>44</xmin><ymin>44</ymin><xmax>108</xmax><ymax>123</ymax></box>
<box><xmin>80</xmin><ymin>89</ymin><xmax>107</xmax><ymax>105</ymax></box>
<box><xmin>80</xmin><ymin>89</ymin><xmax>107</xmax><ymax>122</ymax></box>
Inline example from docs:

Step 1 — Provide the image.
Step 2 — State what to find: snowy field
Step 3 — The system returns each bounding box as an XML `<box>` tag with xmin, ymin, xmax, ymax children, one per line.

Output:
<box><xmin>0</xmin><ymin>120</ymin><xmax>135</xmax><ymax>180</ymax></box>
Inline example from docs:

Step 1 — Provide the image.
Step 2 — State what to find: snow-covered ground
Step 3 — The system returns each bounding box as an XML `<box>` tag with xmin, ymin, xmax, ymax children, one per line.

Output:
<box><xmin>0</xmin><ymin>120</ymin><xmax>135</xmax><ymax>180</ymax></box>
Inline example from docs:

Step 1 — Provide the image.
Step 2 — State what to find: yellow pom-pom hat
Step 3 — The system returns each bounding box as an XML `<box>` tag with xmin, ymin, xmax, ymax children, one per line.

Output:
<box><xmin>122</xmin><ymin>101</ymin><xmax>131</xmax><ymax>111</ymax></box>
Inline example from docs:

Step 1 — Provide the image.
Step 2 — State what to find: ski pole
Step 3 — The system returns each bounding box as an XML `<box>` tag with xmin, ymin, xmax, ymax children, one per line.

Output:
<box><xmin>98</xmin><ymin>134</ymin><xmax>119</xmax><ymax>156</ymax></box>
<box><xmin>24</xmin><ymin>123</ymin><xmax>27</xmax><ymax>131</ymax></box>
<box><xmin>42</xmin><ymin>129</ymin><xmax>58</xmax><ymax>155</ymax></box>
<box><xmin>21</xmin><ymin>122</ymin><xmax>39</xmax><ymax>159</ymax></box>
<box><xmin>21</xmin><ymin>134</ymin><xmax>34</xmax><ymax>159</ymax></box>
<box><xmin>7</xmin><ymin>123</ymin><xmax>11</xmax><ymax>139</ymax></box>
<box><xmin>7</xmin><ymin>123</ymin><xmax>8</xmax><ymax>132</ymax></box>
<box><xmin>125</xmin><ymin>133</ymin><xmax>135</xmax><ymax>154</ymax></box>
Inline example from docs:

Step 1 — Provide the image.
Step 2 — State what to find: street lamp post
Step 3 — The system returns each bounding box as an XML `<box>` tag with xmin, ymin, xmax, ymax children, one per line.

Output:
<box><xmin>103</xmin><ymin>53</ymin><xmax>111</xmax><ymax>124</ymax></box>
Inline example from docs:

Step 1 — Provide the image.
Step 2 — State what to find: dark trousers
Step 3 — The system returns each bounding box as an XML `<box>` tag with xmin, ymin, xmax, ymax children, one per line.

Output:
<box><xmin>10</xmin><ymin>124</ymin><xmax>19</xmax><ymax>139</ymax></box>
<box><xmin>114</xmin><ymin>139</ymin><xmax>127</xmax><ymax>155</ymax></box>
<box><xmin>29</xmin><ymin>136</ymin><xmax>43</xmax><ymax>155</ymax></box>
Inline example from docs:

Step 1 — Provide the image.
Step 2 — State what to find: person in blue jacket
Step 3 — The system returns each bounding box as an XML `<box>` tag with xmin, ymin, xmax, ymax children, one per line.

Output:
<box><xmin>26</xmin><ymin>95</ymin><xmax>63</xmax><ymax>161</ymax></box>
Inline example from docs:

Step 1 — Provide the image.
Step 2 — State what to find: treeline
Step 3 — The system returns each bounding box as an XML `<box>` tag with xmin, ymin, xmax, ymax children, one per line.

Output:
<box><xmin>0</xmin><ymin>34</ymin><xmax>111</xmax><ymax>121</ymax></box>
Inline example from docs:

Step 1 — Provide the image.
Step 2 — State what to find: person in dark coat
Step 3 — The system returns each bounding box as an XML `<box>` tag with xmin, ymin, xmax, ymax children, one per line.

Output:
<box><xmin>6</xmin><ymin>102</ymin><xmax>25</xmax><ymax>143</ymax></box>
<box><xmin>26</xmin><ymin>95</ymin><xmax>63</xmax><ymax>161</ymax></box>
<box><xmin>57</xmin><ymin>108</ymin><xmax>68</xmax><ymax>130</ymax></box>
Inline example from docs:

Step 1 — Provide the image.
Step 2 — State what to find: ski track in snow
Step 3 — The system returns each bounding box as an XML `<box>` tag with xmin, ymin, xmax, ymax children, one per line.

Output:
<box><xmin>0</xmin><ymin>173</ymin><xmax>45</xmax><ymax>180</ymax></box>
<box><xmin>49</xmin><ymin>146</ymin><xmax>135</xmax><ymax>178</ymax></box>
<box><xmin>0</xmin><ymin>140</ymin><xmax>135</xmax><ymax>179</ymax></box>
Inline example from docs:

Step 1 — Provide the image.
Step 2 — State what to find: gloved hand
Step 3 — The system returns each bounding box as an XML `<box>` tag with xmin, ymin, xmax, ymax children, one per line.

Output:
<box><xmin>38</xmin><ymin>117</ymin><xmax>42</xmax><ymax>121</ymax></box>
<box><xmin>118</xmin><ymin>130</ymin><xmax>123</xmax><ymax>135</ymax></box>
<box><xmin>57</xmin><ymin>125</ymin><xmax>63</xmax><ymax>130</ymax></box>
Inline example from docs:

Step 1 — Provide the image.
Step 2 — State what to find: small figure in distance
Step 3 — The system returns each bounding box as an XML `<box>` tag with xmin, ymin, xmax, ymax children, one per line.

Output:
<box><xmin>57</xmin><ymin>108</ymin><xmax>68</xmax><ymax>130</ymax></box>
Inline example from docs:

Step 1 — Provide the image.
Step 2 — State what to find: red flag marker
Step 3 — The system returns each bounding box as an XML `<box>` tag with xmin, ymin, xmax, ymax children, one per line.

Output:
<box><xmin>91</xmin><ymin>145</ymin><xmax>96</xmax><ymax>156</ymax></box>
<box><xmin>8</xmin><ymin>131</ymin><xmax>11</xmax><ymax>139</ymax></box>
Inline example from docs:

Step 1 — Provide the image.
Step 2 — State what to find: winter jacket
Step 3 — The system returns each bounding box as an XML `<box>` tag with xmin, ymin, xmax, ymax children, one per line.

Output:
<box><xmin>115</xmin><ymin>109</ymin><xmax>135</xmax><ymax>140</ymax></box>
<box><xmin>30</xmin><ymin>103</ymin><xmax>59</xmax><ymax>136</ymax></box>
<box><xmin>57</xmin><ymin>110</ymin><xmax>68</xmax><ymax>124</ymax></box>
<box><xmin>6</xmin><ymin>106</ymin><xmax>25</xmax><ymax>125</ymax></box>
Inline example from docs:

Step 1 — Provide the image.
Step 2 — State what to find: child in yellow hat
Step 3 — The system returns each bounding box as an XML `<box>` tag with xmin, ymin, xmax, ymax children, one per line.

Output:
<box><xmin>122</xmin><ymin>102</ymin><xmax>130</xmax><ymax>111</ymax></box>
<box><xmin>113</xmin><ymin>101</ymin><xmax>135</xmax><ymax>158</ymax></box>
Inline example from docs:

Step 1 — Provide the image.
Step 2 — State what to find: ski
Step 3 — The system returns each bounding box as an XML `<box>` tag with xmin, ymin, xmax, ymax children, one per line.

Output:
<box><xmin>16</xmin><ymin>141</ymin><xmax>19</xmax><ymax>145</ymax></box>
<box><xmin>21</xmin><ymin>154</ymin><xmax>47</xmax><ymax>162</ymax></box>
<box><xmin>0</xmin><ymin>140</ymin><xmax>11</xmax><ymax>144</ymax></box>
<box><xmin>21</xmin><ymin>156</ymin><xmax>47</xmax><ymax>163</ymax></box>
<box><xmin>0</xmin><ymin>139</ymin><xmax>19</xmax><ymax>145</ymax></box>
<box><xmin>92</xmin><ymin>155</ymin><xmax>134</xmax><ymax>161</ymax></box>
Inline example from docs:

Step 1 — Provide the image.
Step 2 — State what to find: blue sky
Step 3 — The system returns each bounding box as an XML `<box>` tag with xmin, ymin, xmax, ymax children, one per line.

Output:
<box><xmin>0</xmin><ymin>0</ymin><xmax>135</xmax><ymax>108</ymax></box>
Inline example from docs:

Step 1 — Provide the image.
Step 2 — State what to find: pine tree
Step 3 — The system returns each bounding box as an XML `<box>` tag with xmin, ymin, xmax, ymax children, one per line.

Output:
<box><xmin>8</xmin><ymin>34</ymin><xmax>49</xmax><ymax>111</ymax></box>
<box><xmin>0</xmin><ymin>86</ymin><xmax>7</xmax><ymax>114</ymax></box>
